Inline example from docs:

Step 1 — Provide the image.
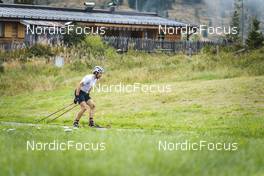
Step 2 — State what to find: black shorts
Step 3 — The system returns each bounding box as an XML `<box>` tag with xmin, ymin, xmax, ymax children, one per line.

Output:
<box><xmin>75</xmin><ymin>90</ymin><xmax>91</xmax><ymax>104</ymax></box>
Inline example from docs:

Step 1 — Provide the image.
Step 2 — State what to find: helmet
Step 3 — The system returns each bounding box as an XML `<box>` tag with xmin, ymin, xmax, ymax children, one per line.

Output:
<box><xmin>93</xmin><ymin>66</ymin><xmax>104</xmax><ymax>74</ymax></box>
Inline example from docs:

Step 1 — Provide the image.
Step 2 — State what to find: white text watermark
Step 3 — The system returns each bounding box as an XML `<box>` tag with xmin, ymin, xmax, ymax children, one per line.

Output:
<box><xmin>92</xmin><ymin>83</ymin><xmax>172</xmax><ymax>93</ymax></box>
<box><xmin>159</xmin><ymin>24</ymin><xmax>238</xmax><ymax>36</ymax></box>
<box><xmin>26</xmin><ymin>140</ymin><xmax>106</xmax><ymax>151</ymax></box>
<box><xmin>158</xmin><ymin>140</ymin><xmax>238</xmax><ymax>151</ymax></box>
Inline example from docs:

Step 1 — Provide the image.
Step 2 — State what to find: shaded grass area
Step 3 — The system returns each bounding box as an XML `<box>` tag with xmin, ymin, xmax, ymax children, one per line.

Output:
<box><xmin>0</xmin><ymin>124</ymin><xmax>264</xmax><ymax>176</ymax></box>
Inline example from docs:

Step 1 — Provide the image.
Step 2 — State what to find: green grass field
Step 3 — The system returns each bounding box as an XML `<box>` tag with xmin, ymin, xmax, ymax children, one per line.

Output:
<box><xmin>1</xmin><ymin>75</ymin><xmax>264</xmax><ymax>176</ymax></box>
<box><xmin>0</xmin><ymin>48</ymin><xmax>264</xmax><ymax>175</ymax></box>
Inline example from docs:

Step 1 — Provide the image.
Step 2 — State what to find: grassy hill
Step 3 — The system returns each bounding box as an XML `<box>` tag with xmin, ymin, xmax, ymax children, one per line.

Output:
<box><xmin>0</xmin><ymin>47</ymin><xmax>264</xmax><ymax>175</ymax></box>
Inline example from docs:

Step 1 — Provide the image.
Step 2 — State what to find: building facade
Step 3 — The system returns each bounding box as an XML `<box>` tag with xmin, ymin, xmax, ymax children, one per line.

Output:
<box><xmin>0</xmin><ymin>3</ymin><xmax>188</xmax><ymax>50</ymax></box>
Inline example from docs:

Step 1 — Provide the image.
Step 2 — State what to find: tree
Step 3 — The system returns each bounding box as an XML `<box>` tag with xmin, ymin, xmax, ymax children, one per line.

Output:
<box><xmin>127</xmin><ymin>0</ymin><xmax>175</xmax><ymax>15</ymax></box>
<box><xmin>14</xmin><ymin>0</ymin><xmax>34</xmax><ymax>4</ymax></box>
<box><xmin>227</xmin><ymin>10</ymin><xmax>240</xmax><ymax>43</ymax></box>
<box><xmin>246</xmin><ymin>17</ymin><xmax>264</xmax><ymax>49</ymax></box>
<box><xmin>107</xmin><ymin>0</ymin><xmax>118</xmax><ymax>6</ymax></box>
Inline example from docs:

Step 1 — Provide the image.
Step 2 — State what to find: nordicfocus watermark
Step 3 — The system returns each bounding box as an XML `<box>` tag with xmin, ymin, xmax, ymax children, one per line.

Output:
<box><xmin>158</xmin><ymin>140</ymin><xmax>238</xmax><ymax>151</ymax></box>
<box><xmin>26</xmin><ymin>24</ymin><xmax>106</xmax><ymax>35</ymax></box>
<box><xmin>92</xmin><ymin>83</ymin><xmax>172</xmax><ymax>93</ymax></box>
<box><xmin>26</xmin><ymin>140</ymin><xmax>106</xmax><ymax>151</ymax></box>
<box><xmin>159</xmin><ymin>24</ymin><xmax>238</xmax><ymax>36</ymax></box>
<box><xmin>26</xmin><ymin>24</ymin><xmax>238</xmax><ymax>36</ymax></box>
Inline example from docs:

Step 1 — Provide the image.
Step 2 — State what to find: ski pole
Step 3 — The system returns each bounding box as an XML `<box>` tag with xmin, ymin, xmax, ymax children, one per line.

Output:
<box><xmin>47</xmin><ymin>104</ymin><xmax>78</xmax><ymax>123</ymax></box>
<box><xmin>36</xmin><ymin>102</ymin><xmax>75</xmax><ymax>123</ymax></box>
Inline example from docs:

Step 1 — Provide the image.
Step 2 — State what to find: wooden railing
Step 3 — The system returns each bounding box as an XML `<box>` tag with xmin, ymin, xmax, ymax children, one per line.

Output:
<box><xmin>103</xmin><ymin>37</ymin><xmax>228</xmax><ymax>53</ymax></box>
<box><xmin>1</xmin><ymin>37</ymin><xmax>228</xmax><ymax>54</ymax></box>
<box><xmin>0</xmin><ymin>42</ymin><xmax>26</xmax><ymax>51</ymax></box>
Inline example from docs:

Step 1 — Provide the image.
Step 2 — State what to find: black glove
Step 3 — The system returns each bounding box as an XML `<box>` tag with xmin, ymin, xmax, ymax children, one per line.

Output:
<box><xmin>74</xmin><ymin>96</ymin><xmax>80</xmax><ymax>104</ymax></box>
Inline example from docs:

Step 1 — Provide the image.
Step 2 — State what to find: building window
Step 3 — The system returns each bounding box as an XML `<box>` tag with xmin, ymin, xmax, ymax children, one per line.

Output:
<box><xmin>0</xmin><ymin>22</ymin><xmax>4</xmax><ymax>37</ymax></box>
<box><xmin>12</xmin><ymin>23</ymin><xmax>18</xmax><ymax>38</ymax></box>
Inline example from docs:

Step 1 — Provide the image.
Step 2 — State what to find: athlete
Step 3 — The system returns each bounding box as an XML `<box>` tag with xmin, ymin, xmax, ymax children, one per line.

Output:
<box><xmin>73</xmin><ymin>66</ymin><xmax>104</xmax><ymax>128</ymax></box>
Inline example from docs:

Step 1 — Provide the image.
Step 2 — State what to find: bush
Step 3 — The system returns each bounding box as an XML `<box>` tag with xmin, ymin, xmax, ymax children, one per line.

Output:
<box><xmin>201</xmin><ymin>45</ymin><xmax>218</xmax><ymax>54</ymax></box>
<box><xmin>25</xmin><ymin>44</ymin><xmax>54</xmax><ymax>58</ymax></box>
<box><xmin>82</xmin><ymin>35</ymin><xmax>107</xmax><ymax>57</ymax></box>
<box><xmin>0</xmin><ymin>59</ymin><xmax>4</xmax><ymax>73</ymax></box>
<box><xmin>0</xmin><ymin>48</ymin><xmax>27</xmax><ymax>61</ymax></box>
<box><xmin>0</xmin><ymin>45</ymin><xmax>56</xmax><ymax>62</ymax></box>
<box><xmin>105</xmin><ymin>47</ymin><xmax>119</xmax><ymax>60</ymax></box>
<box><xmin>63</xmin><ymin>25</ymin><xmax>86</xmax><ymax>46</ymax></box>
<box><xmin>69</xmin><ymin>35</ymin><xmax>118</xmax><ymax>62</ymax></box>
<box><xmin>69</xmin><ymin>60</ymin><xmax>89</xmax><ymax>72</ymax></box>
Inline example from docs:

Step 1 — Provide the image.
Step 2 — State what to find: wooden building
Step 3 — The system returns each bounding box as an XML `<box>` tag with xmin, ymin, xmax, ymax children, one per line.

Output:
<box><xmin>0</xmin><ymin>3</ymin><xmax>188</xmax><ymax>50</ymax></box>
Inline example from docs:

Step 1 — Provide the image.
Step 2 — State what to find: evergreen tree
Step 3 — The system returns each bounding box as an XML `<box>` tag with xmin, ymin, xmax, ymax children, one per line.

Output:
<box><xmin>14</xmin><ymin>0</ymin><xmax>34</xmax><ymax>4</ymax></box>
<box><xmin>127</xmin><ymin>0</ymin><xmax>175</xmax><ymax>16</ymax></box>
<box><xmin>246</xmin><ymin>17</ymin><xmax>264</xmax><ymax>49</ymax></box>
<box><xmin>227</xmin><ymin>0</ymin><xmax>241</xmax><ymax>43</ymax></box>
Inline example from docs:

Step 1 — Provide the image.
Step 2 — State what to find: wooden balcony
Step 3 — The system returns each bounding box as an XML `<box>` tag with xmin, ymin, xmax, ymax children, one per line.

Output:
<box><xmin>103</xmin><ymin>37</ymin><xmax>227</xmax><ymax>53</ymax></box>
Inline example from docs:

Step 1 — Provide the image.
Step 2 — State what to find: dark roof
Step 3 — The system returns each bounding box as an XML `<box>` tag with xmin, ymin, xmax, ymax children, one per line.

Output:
<box><xmin>0</xmin><ymin>3</ymin><xmax>186</xmax><ymax>27</ymax></box>
<box><xmin>21</xmin><ymin>20</ymin><xmax>65</xmax><ymax>27</ymax></box>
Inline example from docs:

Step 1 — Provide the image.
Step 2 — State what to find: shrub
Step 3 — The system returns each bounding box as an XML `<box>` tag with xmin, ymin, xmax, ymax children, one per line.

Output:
<box><xmin>201</xmin><ymin>45</ymin><xmax>218</xmax><ymax>54</ymax></box>
<box><xmin>25</xmin><ymin>44</ymin><xmax>54</xmax><ymax>58</ymax></box>
<box><xmin>82</xmin><ymin>35</ymin><xmax>107</xmax><ymax>57</ymax></box>
<box><xmin>63</xmin><ymin>25</ymin><xmax>86</xmax><ymax>46</ymax></box>
<box><xmin>0</xmin><ymin>59</ymin><xmax>4</xmax><ymax>73</ymax></box>
<box><xmin>69</xmin><ymin>60</ymin><xmax>89</xmax><ymax>72</ymax></box>
<box><xmin>105</xmin><ymin>47</ymin><xmax>119</xmax><ymax>60</ymax></box>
